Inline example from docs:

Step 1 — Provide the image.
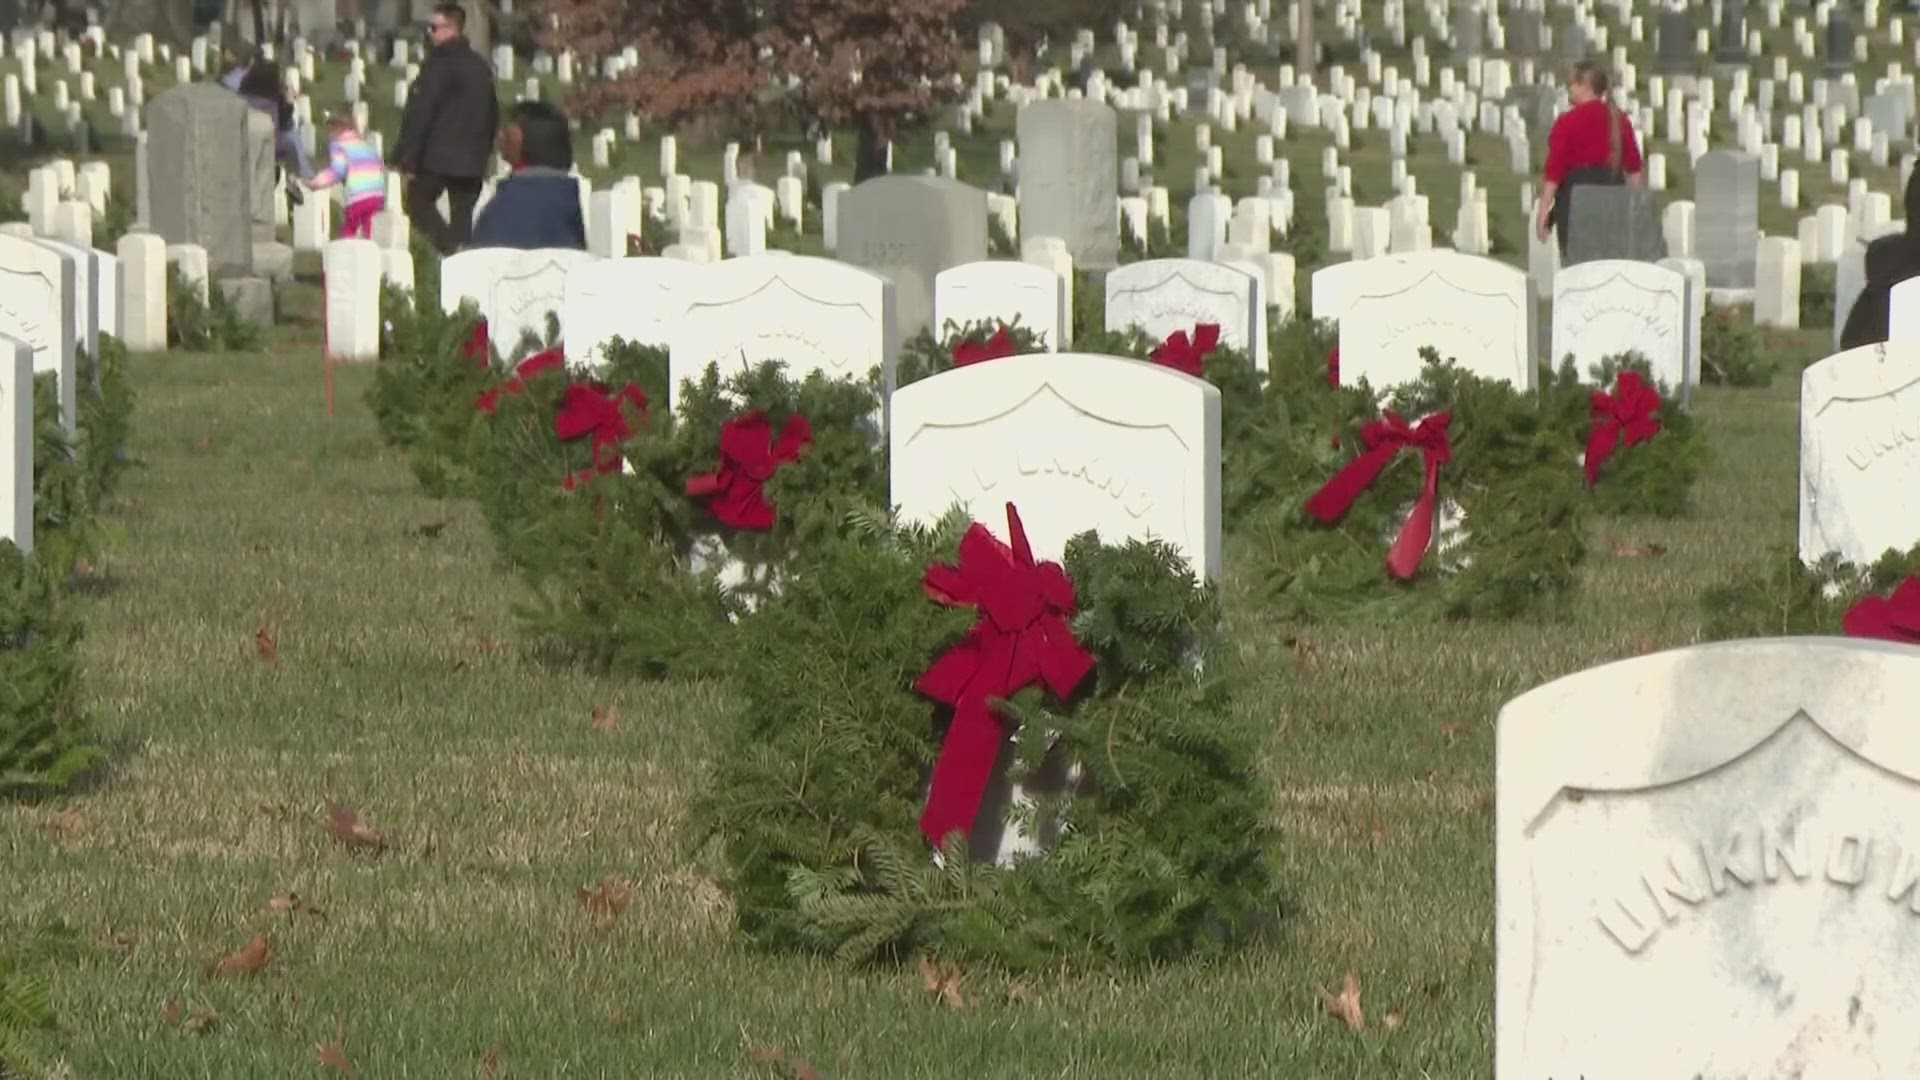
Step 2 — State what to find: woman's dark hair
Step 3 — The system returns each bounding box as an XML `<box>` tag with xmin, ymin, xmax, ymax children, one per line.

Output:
<box><xmin>234</xmin><ymin>61</ymin><xmax>284</xmax><ymax>101</ymax></box>
<box><xmin>1570</xmin><ymin>60</ymin><xmax>1612</xmax><ymax>96</ymax></box>
<box><xmin>510</xmin><ymin>100</ymin><xmax>573</xmax><ymax>170</ymax></box>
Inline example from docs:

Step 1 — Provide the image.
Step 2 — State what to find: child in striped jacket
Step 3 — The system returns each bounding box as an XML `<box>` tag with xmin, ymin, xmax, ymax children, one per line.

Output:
<box><xmin>306</xmin><ymin>115</ymin><xmax>388</xmax><ymax>239</ymax></box>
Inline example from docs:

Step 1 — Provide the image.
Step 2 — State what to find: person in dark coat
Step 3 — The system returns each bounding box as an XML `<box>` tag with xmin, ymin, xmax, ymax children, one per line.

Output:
<box><xmin>469</xmin><ymin>101</ymin><xmax>587</xmax><ymax>250</ymax></box>
<box><xmin>393</xmin><ymin>2</ymin><xmax>499</xmax><ymax>253</ymax></box>
<box><xmin>1840</xmin><ymin>167</ymin><xmax>1920</xmax><ymax>350</ymax></box>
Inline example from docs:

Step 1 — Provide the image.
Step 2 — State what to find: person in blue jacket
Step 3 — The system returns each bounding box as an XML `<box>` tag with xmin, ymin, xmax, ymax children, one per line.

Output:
<box><xmin>468</xmin><ymin>101</ymin><xmax>587</xmax><ymax>250</ymax></box>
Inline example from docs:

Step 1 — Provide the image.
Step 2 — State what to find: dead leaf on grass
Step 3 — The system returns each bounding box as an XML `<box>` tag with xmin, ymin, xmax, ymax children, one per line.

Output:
<box><xmin>578</xmin><ymin>876</ymin><xmax>634</xmax><ymax>927</ymax></box>
<box><xmin>317</xmin><ymin>1027</ymin><xmax>354</xmax><ymax>1073</ymax></box>
<box><xmin>191</xmin><ymin>434</ymin><xmax>222</xmax><ymax>452</ymax></box>
<box><xmin>1384</xmin><ymin>1010</ymin><xmax>1405</xmax><ymax>1031</ymax></box>
<box><xmin>918</xmin><ymin>954</ymin><xmax>965</xmax><ymax>1010</ymax></box>
<box><xmin>210</xmin><ymin>933</ymin><xmax>274</xmax><ymax>977</ymax></box>
<box><xmin>254</xmin><ymin>619</ymin><xmax>278</xmax><ymax>663</ymax></box>
<box><xmin>480</xmin><ymin>1043</ymin><xmax>504</xmax><ymax>1077</ymax></box>
<box><xmin>162</xmin><ymin>997</ymin><xmax>219</xmax><ymax>1033</ymax></box>
<box><xmin>39</xmin><ymin>810</ymin><xmax>85</xmax><ymax>842</ymax></box>
<box><xmin>1439</xmin><ymin>721</ymin><xmax>1467</xmax><ymax>748</ymax></box>
<box><xmin>409</xmin><ymin>520</ymin><xmax>449</xmax><ymax>539</ymax></box>
<box><xmin>750</xmin><ymin>1045</ymin><xmax>824</xmax><ymax>1080</ymax></box>
<box><xmin>1317</xmin><ymin>970</ymin><xmax>1365</xmax><ymax>1031</ymax></box>
<box><xmin>1606</xmin><ymin>537</ymin><xmax>1669</xmax><ymax>559</ymax></box>
<box><xmin>265</xmin><ymin>891</ymin><xmax>324</xmax><ymax>917</ymax></box>
<box><xmin>590</xmin><ymin>705</ymin><xmax>618</xmax><ymax>732</ymax></box>
<box><xmin>1004</xmin><ymin>981</ymin><xmax>1038</xmax><ymax>1006</ymax></box>
<box><xmin>323</xmin><ymin>801</ymin><xmax>385</xmax><ymax>851</ymax></box>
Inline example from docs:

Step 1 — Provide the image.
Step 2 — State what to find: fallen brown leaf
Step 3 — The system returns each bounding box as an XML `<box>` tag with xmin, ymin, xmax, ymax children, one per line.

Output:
<box><xmin>254</xmin><ymin>619</ymin><xmax>278</xmax><ymax>663</ymax></box>
<box><xmin>161</xmin><ymin>997</ymin><xmax>219</xmax><ymax>1033</ymax></box>
<box><xmin>1636</xmin><ymin>638</ymin><xmax>1657</xmax><ymax>655</ymax></box>
<box><xmin>317</xmin><ymin>1031</ymin><xmax>353</xmax><ymax>1073</ymax></box>
<box><xmin>108</xmin><ymin>933</ymin><xmax>135</xmax><ymax>955</ymax></box>
<box><xmin>1317</xmin><ymin>970</ymin><xmax>1365</xmax><ymax>1031</ymax></box>
<box><xmin>191</xmin><ymin>434</ymin><xmax>220</xmax><ymax>451</ymax></box>
<box><xmin>323</xmin><ymin>801</ymin><xmax>385</xmax><ymax>851</ymax></box>
<box><xmin>918</xmin><ymin>954</ymin><xmax>966</xmax><ymax>1010</ymax></box>
<box><xmin>1606</xmin><ymin>537</ymin><xmax>1669</xmax><ymax>559</ymax></box>
<box><xmin>480</xmin><ymin>1043</ymin><xmax>504</xmax><ymax>1077</ymax></box>
<box><xmin>265</xmin><ymin>891</ymin><xmax>324</xmax><ymax>917</ymax></box>
<box><xmin>1004</xmin><ymin>981</ymin><xmax>1038</xmax><ymax>1006</ymax></box>
<box><xmin>750</xmin><ymin>1045</ymin><xmax>823</xmax><ymax>1080</ymax></box>
<box><xmin>409</xmin><ymin>520</ymin><xmax>449</xmax><ymax>539</ymax></box>
<box><xmin>211</xmin><ymin>933</ymin><xmax>274</xmax><ymax>977</ymax></box>
<box><xmin>1439</xmin><ymin>721</ymin><xmax>1467</xmax><ymax>748</ymax></box>
<box><xmin>590</xmin><ymin>705</ymin><xmax>618</xmax><ymax>733</ymax></box>
<box><xmin>39</xmin><ymin>810</ymin><xmax>85</xmax><ymax>842</ymax></box>
<box><xmin>477</xmin><ymin>636</ymin><xmax>504</xmax><ymax>655</ymax></box>
<box><xmin>1384</xmin><ymin>1010</ymin><xmax>1405</xmax><ymax>1031</ymax></box>
<box><xmin>578</xmin><ymin>876</ymin><xmax>634</xmax><ymax>928</ymax></box>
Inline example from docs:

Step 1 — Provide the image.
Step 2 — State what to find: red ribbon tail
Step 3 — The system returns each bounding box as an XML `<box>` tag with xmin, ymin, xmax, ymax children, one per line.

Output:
<box><xmin>1386</xmin><ymin>457</ymin><xmax>1441</xmax><ymax>580</ymax></box>
<box><xmin>1304</xmin><ymin>443</ymin><xmax>1399</xmax><ymax>525</ymax></box>
<box><xmin>919</xmin><ymin>697</ymin><xmax>1005</xmax><ymax>853</ymax></box>
<box><xmin>1586</xmin><ymin>421</ymin><xmax>1619</xmax><ymax>488</ymax></box>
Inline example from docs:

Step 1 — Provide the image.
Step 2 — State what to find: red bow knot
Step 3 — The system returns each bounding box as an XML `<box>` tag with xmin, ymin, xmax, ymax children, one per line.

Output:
<box><xmin>474</xmin><ymin>347</ymin><xmax>564</xmax><ymax>414</ymax></box>
<box><xmin>953</xmin><ymin>325</ymin><xmax>1018</xmax><ymax>367</ymax></box>
<box><xmin>1304</xmin><ymin>410</ymin><xmax>1454</xmax><ymax>580</ymax></box>
<box><xmin>1843</xmin><ymin>577</ymin><xmax>1920</xmax><ymax>644</ymax></box>
<box><xmin>685</xmin><ymin>411</ymin><xmax>812</xmax><ymax>530</ymax></box>
<box><xmin>1150</xmin><ymin>323</ymin><xmax>1222</xmax><ymax>377</ymax></box>
<box><xmin>1585</xmin><ymin>372</ymin><xmax>1663</xmax><ymax>487</ymax></box>
<box><xmin>915</xmin><ymin>503</ymin><xmax>1096</xmax><ymax>851</ymax></box>
<box><xmin>463</xmin><ymin>320</ymin><xmax>491</xmax><ymax>369</ymax></box>
<box><xmin>556</xmin><ymin>382</ymin><xmax>648</xmax><ymax>490</ymax></box>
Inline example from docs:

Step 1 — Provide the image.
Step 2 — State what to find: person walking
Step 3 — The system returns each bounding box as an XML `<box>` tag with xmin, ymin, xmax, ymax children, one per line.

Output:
<box><xmin>393</xmin><ymin>2</ymin><xmax>499</xmax><ymax>253</ymax></box>
<box><xmin>1535</xmin><ymin>60</ymin><xmax>1644</xmax><ymax>255</ymax></box>
<box><xmin>306</xmin><ymin>114</ymin><xmax>388</xmax><ymax>240</ymax></box>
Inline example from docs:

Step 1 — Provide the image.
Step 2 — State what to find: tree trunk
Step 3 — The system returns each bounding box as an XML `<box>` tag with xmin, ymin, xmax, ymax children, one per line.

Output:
<box><xmin>853</xmin><ymin>115</ymin><xmax>890</xmax><ymax>183</ymax></box>
<box><xmin>1295</xmin><ymin>0</ymin><xmax>1316</xmax><ymax>79</ymax></box>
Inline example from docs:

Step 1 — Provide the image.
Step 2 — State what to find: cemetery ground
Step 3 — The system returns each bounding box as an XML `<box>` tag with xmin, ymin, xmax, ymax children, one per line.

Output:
<box><xmin>0</xmin><ymin>263</ymin><xmax>1829</xmax><ymax>1074</ymax></box>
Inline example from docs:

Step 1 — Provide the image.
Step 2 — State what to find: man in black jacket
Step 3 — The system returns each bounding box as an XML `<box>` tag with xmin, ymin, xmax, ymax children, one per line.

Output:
<box><xmin>393</xmin><ymin>3</ymin><xmax>499</xmax><ymax>253</ymax></box>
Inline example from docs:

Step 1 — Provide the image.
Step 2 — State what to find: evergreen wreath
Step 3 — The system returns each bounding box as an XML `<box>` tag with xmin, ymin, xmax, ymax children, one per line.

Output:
<box><xmin>460</xmin><ymin>349</ymin><xmax>888</xmax><ymax>677</ymax></box>
<box><xmin>1236</xmin><ymin>350</ymin><xmax>1588</xmax><ymax>621</ymax></box>
<box><xmin>0</xmin><ymin>541</ymin><xmax>98</xmax><ymax>801</ymax></box>
<box><xmin>697</xmin><ymin>508</ymin><xmax>1276</xmax><ymax>970</ymax></box>
<box><xmin>1700</xmin><ymin>545</ymin><xmax>1920</xmax><ymax>641</ymax></box>
<box><xmin>1539</xmin><ymin>353</ymin><xmax>1708</xmax><ymax>519</ymax></box>
<box><xmin>368</xmin><ymin>288</ymin><xmax>497</xmax><ymax>499</ymax></box>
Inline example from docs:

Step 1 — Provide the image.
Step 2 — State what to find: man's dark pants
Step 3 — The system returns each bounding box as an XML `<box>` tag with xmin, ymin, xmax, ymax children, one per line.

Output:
<box><xmin>403</xmin><ymin>173</ymin><xmax>484</xmax><ymax>253</ymax></box>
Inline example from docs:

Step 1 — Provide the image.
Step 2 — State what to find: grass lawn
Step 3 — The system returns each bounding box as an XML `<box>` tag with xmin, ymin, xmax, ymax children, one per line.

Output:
<box><xmin>0</xmin><ymin>261</ymin><xmax>1825</xmax><ymax>1076</ymax></box>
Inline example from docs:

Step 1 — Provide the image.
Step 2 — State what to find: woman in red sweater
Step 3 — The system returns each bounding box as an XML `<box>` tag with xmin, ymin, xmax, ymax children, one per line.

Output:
<box><xmin>1535</xmin><ymin>61</ymin><xmax>1645</xmax><ymax>255</ymax></box>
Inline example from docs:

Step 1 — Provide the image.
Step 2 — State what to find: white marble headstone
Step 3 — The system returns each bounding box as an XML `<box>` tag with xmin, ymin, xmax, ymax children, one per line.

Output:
<box><xmin>440</xmin><ymin>247</ymin><xmax>601</xmax><ymax>364</ymax></box>
<box><xmin>1551</xmin><ymin>260</ymin><xmax>1688</xmax><ymax>388</ymax></box>
<box><xmin>1799</xmin><ymin>342</ymin><xmax>1920</xmax><ymax>566</ymax></box>
<box><xmin>0</xmin><ymin>333</ymin><xmax>29</xmax><ymax>555</ymax></box>
<box><xmin>668</xmin><ymin>255</ymin><xmax>895</xmax><ymax>416</ymax></box>
<box><xmin>933</xmin><ymin>260</ymin><xmax>1068</xmax><ymax>350</ymax></box>
<box><xmin>1337</xmin><ymin>251</ymin><xmax>1533</xmax><ymax>392</ymax></box>
<box><xmin>562</xmin><ymin>256</ymin><xmax>681</xmax><ymax>371</ymax></box>
<box><xmin>889</xmin><ymin>352</ymin><xmax>1221</xmax><ymax>580</ymax></box>
<box><xmin>0</xmin><ymin>235</ymin><xmax>75</xmax><ymax>430</ymax></box>
<box><xmin>322</xmin><ymin>239</ymin><xmax>382</xmax><ymax>362</ymax></box>
<box><xmin>1499</xmin><ymin>638</ymin><xmax>1920</xmax><ymax>1078</ymax></box>
<box><xmin>1103</xmin><ymin>258</ymin><xmax>1266</xmax><ymax>372</ymax></box>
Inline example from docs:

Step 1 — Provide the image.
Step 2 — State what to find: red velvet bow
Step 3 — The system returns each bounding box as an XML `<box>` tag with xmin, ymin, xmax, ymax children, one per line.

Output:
<box><xmin>1150</xmin><ymin>323</ymin><xmax>1221</xmax><ymax>377</ymax></box>
<box><xmin>915</xmin><ymin>503</ymin><xmax>1096</xmax><ymax>851</ymax></box>
<box><xmin>685</xmin><ymin>411</ymin><xmax>812</xmax><ymax>529</ymax></box>
<box><xmin>463</xmin><ymin>320</ymin><xmax>490</xmax><ymax>369</ymax></box>
<box><xmin>1585</xmin><ymin>372</ymin><xmax>1662</xmax><ymax>487</ymax></box>
<box><xmin>1843</xmin><ymin>577</ymin><xmax>1920</xmax><ymax>644</ymax></box>
<box><xmin>556</xmin><ymin>382</ymin><xmax>648</xmax><ymax>490</ymax></box>
<box><xmin>1327</xmin><ymin>343</ymin><xmax>1340</xmax><ymax>388</ymax></box>
<box><xmin>953</xmin><ymin>325</ymin><xmax>1017</xmax><ymax>367</ymax></box>
<box><xmin>1304</xmin><ymin>411</ymin><xmax>1454</xmax><ymax>580</ymax></box>
<box><xmin>474</xmin><ymin>347</ymin><xmax>564</xmax><ymax>414</ymax></box>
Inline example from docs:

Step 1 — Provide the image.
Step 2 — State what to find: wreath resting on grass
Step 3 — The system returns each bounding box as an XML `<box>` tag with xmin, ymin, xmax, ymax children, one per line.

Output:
<box><xmin>1539</xmin><ymin>353</ymin><xmax>1709</xmax><ymax>520</ymax></box>
<box><xmin>696</xmin><ymin>506</ymin><xmax>1276</xmax><ymax>969</ymax></box>
<box><xmin>1700</xmin><ymin>545</ymin><xmax>1920</xmax><ymax>641</ymax></box>
<box><xmin>1237</xmin><ymin>350</ymin><xmax>1589</xmax><ymax>621</ymax></box>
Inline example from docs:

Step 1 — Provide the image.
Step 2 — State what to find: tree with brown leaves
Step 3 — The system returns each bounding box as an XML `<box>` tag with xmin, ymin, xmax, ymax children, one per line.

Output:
<box><xmin>540</xmin><ymin>0</ymin><xmax>968</xmax><ymax>180</ymax></box>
